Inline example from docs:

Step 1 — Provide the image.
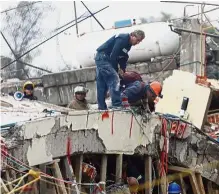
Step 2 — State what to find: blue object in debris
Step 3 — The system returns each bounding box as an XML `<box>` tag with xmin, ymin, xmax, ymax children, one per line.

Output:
<box><xmin>114</xmin><ymin>19</ymin><xmax>132</xmax><ymax>29</ymax></box>
<box><xmin>168</xmin><ymin>182</ymin><xmax>181</xmax><ymax>194</ymax></box>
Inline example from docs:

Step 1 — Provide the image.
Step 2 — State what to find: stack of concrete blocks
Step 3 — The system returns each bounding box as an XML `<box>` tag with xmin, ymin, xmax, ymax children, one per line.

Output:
<box><xmin>1</xmin><ymin>58</ymin><xmax>177</xmax><ymax>106</ymax></box>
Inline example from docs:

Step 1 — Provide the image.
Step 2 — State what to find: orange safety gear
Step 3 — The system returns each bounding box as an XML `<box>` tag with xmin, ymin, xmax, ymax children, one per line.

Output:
<box><xmin>149</xmin><ymin>81</ymin><xmax>163</xmax><ymax>98</ymax></box>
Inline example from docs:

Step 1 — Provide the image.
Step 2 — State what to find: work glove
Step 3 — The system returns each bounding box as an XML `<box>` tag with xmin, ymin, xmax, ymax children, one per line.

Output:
<box><xmin>118</xmin><ymin>68</ymin><xmax>124</xmax><ymax>78</ymax></box>
<box><xmin>122</xmin><ymin>97</ymin><xmax>130</xmax><ymax>109</ymax></box>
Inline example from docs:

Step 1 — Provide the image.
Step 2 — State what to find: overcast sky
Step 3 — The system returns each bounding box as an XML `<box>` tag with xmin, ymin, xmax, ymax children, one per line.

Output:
<box><xmin>1</xmin><ymin>1</ymin><xmax>219</xmax><ymax>72</ymax></box>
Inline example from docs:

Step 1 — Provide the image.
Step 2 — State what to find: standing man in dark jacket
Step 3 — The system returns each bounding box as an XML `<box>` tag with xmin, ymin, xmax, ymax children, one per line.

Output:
<box><xmin>95</xmin><ymin>30</ymin><xmax>145</xmax><ymax>110</ymax></box>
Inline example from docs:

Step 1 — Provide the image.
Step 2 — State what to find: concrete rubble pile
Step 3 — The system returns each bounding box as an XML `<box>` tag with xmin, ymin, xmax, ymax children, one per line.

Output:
<box><xmin>1</xmin><ymin>69</ymin><xmax>219</xmax><ymax>194</ymax></box>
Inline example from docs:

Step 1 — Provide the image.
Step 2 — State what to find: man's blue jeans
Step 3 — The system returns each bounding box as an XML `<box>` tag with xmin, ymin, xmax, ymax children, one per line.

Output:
<box><xmin>95</xmin><ymin>52</ymin><xmax>122</xmax><ymax>110</ymax></box>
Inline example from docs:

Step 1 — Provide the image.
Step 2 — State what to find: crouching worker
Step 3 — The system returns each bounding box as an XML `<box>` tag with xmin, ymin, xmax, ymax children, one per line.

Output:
<box><xmin>22</xmin><ymin>81</ymin><xmax>38</xmax><ymax>100</ymax></box>
<box><xmin>68</xmin><ymin>86</ymin><xmax>89</xmax><ymax>110</ymax></box>
<box><xmin>121</xmin><ymin>80</ymin><xmax>163</xmax><ymax>112</ymax></box>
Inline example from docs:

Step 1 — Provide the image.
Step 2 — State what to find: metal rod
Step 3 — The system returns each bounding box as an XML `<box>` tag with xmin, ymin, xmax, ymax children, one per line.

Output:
<box><xmin>1</xmin><ymin>32</ymin><xmax>52</xmax><ymax>73</ymax></box>
<box><xmin>1</xmin><ymin>6</ymin><xmax>109</xmax><ymax>70</ymax></box>
<box><xmin>171</xmin><ymin>26</ymin><xmax>219</xmax><ymax>39</ymax></box>
<box><xmin>1</xmin><ymin>1</ymin><xmax>42</xmax><ymax>14</ymax></box>
<box><xmin>174</xmin><ymin>7</ymin><xmax>219</xmax><ymax>21</ymax></box>
<box><xmin>54</xmin><ymin>12</ymin><xmax>85</xmax><ymax>32</ymax></box>
<box><xmin>160</xmin><ymin>1</ymin><xmax>219</xmax><ymax>6</ymax></box>
<box><xmin>81</xmin><ymin>1</ymin><xmax>105</xmax><ymax>30</ymax></box>
<box><xmin>73</xmin><ymin>1</ymin><xmax>79</xmax><ymax>37</ymax></box>
<box><xmin>1</xmin><ymin>32</ymin><xmax>30</xmax><ymax>78</ymax></box>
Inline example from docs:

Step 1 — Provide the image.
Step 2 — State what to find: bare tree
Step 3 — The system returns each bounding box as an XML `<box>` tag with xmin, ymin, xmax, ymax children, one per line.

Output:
<box><xmin>139</xmin><ymin>17</ymin><xmax>148</xmax><ymax>24</ymax></box>
<box><xmin>139</xmin><ymin>12</ymin><xmax>173</xmax><ymax>24</ymax></box>
<box><xmin>160</xmin><ymin>11</ymin><xmax>173</xmax><ymax>22</ymax></box>
<box><xmin>1</xmin><ymin>1</ymin><xmax>53</xmax><ymax>79</ymax></box>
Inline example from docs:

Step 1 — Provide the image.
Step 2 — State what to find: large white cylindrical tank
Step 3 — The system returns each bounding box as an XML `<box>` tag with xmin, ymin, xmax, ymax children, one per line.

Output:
<box><xmin>75</xmin><ymin>22</ymin><xmax>180</xmax><ymax>67</ymax></box>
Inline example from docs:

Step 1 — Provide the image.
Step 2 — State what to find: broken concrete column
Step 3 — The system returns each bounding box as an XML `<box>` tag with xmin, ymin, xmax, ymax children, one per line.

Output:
<box><xmin>180</xmin><ymin>19</ymin><xmax>205</xmax><ymax>75</ymax></box>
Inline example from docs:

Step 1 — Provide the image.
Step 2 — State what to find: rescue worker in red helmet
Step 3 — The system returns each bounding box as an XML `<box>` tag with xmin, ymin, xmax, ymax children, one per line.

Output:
<box><xmin>121</xmin><ymin>80</ymin><xmax>163</xmax><ymax>112</ymax></box>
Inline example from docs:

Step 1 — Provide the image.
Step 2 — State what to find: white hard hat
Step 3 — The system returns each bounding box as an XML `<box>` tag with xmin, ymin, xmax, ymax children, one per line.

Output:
<box><xmin>74</xmin><ymin>86</ymin><xmax>88</xmax><ymax>95</ymax></box>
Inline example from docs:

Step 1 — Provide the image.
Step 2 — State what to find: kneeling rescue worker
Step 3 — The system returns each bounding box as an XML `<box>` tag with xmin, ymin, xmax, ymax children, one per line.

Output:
<box><xmin>95</xmin><ymin>30</ymin><xmax>145</xmax><ymax>110</ymax></box>
<box><xmin>121</xmin><ymin>80</ymin><xmax>163</xmax><ymax>112</ymax></box>
<box><xmin>23</xmin><ymin>81</ymin><xmax>38</xmax><ymax>100</ymax></box>
<box><xmin>67</xmin><ymin>86</ymin><xmax>89</xmax><ymax>110</ymax></box>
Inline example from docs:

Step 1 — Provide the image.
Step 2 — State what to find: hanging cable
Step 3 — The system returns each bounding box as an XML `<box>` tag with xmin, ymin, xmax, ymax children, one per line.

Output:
<box><xmin>1</xmin><ymin>6</ymin><xmax>109</xmax><ymax>70</ymax></box>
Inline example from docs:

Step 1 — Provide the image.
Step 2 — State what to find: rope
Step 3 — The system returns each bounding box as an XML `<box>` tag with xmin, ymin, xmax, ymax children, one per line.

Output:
<box><xmin>2</xmin><ymin>159</ymin><xmax>96</xmax><ymax>194</ymax></box>
<box><xmin>40</xmin><ymin>178</ymin><xmax>87</xmax><ymax>194</ymax></box>
<box><xmin>111</xmin><ymin>111</ymin><xmax>114</xmax><ymax>135</ymax></box>
<box><xmin>1</xmin><ymin>169</ymin><xmax>41</xmax><ymax>194</ymax></box>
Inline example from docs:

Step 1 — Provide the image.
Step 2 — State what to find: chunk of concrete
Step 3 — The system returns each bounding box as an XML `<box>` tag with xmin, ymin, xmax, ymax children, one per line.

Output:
<box><xmin>156</xmin><ymin>70</ymin><xmax>212</xmax><ymax>129</ymax></box>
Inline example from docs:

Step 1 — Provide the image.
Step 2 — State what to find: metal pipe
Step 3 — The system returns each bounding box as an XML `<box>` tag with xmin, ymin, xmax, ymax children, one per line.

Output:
<box><xmin>1</xmin><ymin>32</ymin><xmax>52</xmax><ymax>73</ymax></box>
<box><xmin>73</xmin><ymin>1</ymin><xmax>79</xmax><ymax>37</ymax></box>
<box><xmin>160</xmin><ymin>1</ymin><xmax>219</xmax><ymax>6</ymax></box>
<box><xmin>170</xmin><ymin>25</ymin><xmax>219</xmax><ymax>39</ymax></box>
<box><xmin>184</xmin><ymin>5</ymin><xmax>194</xmax><ymax>17</ymax></box>
<box><xmin>1</xmin><ymin>6</ymin><xmax>109</xmax><ymax>70</ymax></box>
<box><xmin>81</xmin><ymin>1</ymin><xmax>105</xmax><ymax>30</ymax></box>
<box><xmin>183</xmin><ymin>5</ymin><xmax>194</xmax><ymax>22</ymax></box>
<box><xmin>172</xmin><ymin>7</ymin><xmax>219</xmax><ymax>21</ymax></box>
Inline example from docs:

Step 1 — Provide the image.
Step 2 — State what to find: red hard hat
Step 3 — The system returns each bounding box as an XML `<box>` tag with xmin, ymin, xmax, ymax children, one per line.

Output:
<box><xmin>149</xmin><ymin>81</ymin><xmax>163</xmax><ymax>98</ymax></box>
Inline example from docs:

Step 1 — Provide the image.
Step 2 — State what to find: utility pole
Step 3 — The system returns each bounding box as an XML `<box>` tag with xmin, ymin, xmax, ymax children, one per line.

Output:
<box><xmin>74</xmin><ymin>1</ymin><xmax>79</xmax><ymax>37</ymax></box>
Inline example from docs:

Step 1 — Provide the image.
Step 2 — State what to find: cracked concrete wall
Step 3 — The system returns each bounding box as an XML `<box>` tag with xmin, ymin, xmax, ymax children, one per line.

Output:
<box><xmin>169</xmin><ymin>131</ymin><xmax>219</xmax><ymax>185</ymax></box>
<box><xmin>1</xmin><ymin>58</ymin><xmax>177</xmax><ymax>106</ymax></box>
<box><xmin>5</xmin><ymin>111</ymin><xmax>160</xmax><ymax>166</ymax></box>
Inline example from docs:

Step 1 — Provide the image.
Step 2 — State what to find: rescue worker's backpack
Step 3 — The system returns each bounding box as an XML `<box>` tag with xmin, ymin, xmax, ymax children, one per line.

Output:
<box><xmin>121</xmin><ymin>71</ymin><xmax>143</xmax><ymax>86</ymax></box>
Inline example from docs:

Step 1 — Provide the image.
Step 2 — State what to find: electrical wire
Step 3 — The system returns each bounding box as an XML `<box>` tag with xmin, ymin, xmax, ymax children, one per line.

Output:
<box><xmin>153</xmin><ymin>30</ymin><xmax>193</xmax><ymax>81</ymax></box>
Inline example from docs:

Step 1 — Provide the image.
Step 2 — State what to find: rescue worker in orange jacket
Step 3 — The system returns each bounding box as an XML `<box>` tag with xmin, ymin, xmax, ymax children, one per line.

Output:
<box><xmin>121</xmin><ymin>80</ymin><xmax>163</xmax><ymax>111</ymax></box>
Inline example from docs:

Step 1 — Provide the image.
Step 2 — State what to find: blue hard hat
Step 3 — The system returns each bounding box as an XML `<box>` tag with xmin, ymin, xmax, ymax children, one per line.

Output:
<box><xmin>168</xmin><ymin>182</ymin><xmax>181</xmax><ymax>194</ymax></box>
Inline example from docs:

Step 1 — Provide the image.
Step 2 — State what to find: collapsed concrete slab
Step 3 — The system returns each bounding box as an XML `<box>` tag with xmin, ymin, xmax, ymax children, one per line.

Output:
<box><xmin>1</xmin><ymin>96</ymin><xmax>159</xmax><ymax>166</ymax></box>
<box><xmin>1</xmin><ymin>94</ymin><xmax>219</xmax><ymax>186</ymax></box>
<box><xmin>156</xmin><ymin>70</ymin><xmax>219</xmax><ymax>129</ymax></box>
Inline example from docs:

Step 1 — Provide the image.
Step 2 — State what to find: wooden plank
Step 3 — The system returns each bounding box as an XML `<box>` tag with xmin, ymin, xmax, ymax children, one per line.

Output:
<box><xmin>178</xmin><ymin>173</ymin><xmax>187</xmax><ymax>194</ymax></box>
<box><xmin>0</xmin><ymin>178</ymin><xmax>9</xmax><ymax>193</ymax></box>
<box><xmin>145</xmin><ymin>155</ymin><xmax>152</xmax><ymax>194</ymax></box>
<box><xmin>26</xmin><ymin>174</ymin><xmax>38</xmax><ymax>194</ymax></box>
<box><xmin>75</xmin><ymin>154</ymin><xmax>83</xmax><ymax>191</ymax></box>
<box><xmin>189</xmin><ymin>173</ymin><xmax>201</xmax><ymax>194</ymax></box>
<box><xmin>63</xmin><ymin>157</ymin><xmax>79</xmax><ymax>194</ymax></box>
<box><xmin>63</xmin><ymin>157</ymin><xmax>75</xmax><ymax>180</ymax></box>
<box><xmin>168</xmin><ymin>166</ymin><xmax>193</xmax><ymax>174</ymax></box>
<box><xmin>196</xmin><ymin>173</ymin><xmax>206</xmax><ymax>194</ymax></box>
<box><xmin>52</xmin><ymin>161</ymin><xmax>68</xmax><ymax>194</ymax></box>
<box><xmin>115</xmin><ymin>154</ymin><xmax>123</xmax><ymax>184</ymax></box>
<box><xmin>207</xmin><ymin>181</ymin><xmax>213</xmax><ymax>194</ymax></box>
<box><xmin>5</xmin><ymin>170</ymin><xmax>13</xmax><ymax>191</ymax></box>
<box><xmin>156</xmin><ymin>161</ymin><xmax>167</xmax><ymax>194</ymax></box>
<box><xmin>100</xmin><ymin>155</ymin><xmax>107</xmax><ymax>182</ymax></box>
<box><xmin>39</xmin><ymin>164</ymin><xmax>47</xmax><ymax>194</ymax></box>
<box><xmin>100</xmin><ymin>154</ymin><xmax>107</xmax><ymax>192</ymax></box>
